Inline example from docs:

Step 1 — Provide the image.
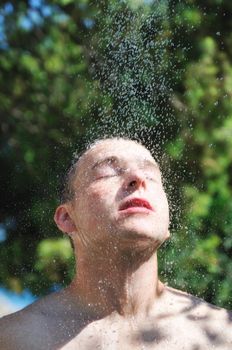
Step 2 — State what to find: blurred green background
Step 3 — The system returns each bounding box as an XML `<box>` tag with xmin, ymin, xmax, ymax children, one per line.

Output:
<box><xmin>0</xmin><ymin>0</ymin><xmax>232</xmax><ymax>312</ymax></box>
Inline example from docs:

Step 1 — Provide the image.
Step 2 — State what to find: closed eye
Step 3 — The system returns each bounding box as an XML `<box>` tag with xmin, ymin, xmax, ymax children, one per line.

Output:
<box><xmin>96</xmin><ymin>174</ymin><xmax>118</xmax><ymax>180</ymax></box>
<box><xmin>143</xmin><ymin>170</ymin><xmax>158</xmax><ymax>181</ymax></box>
<box><xmin>95</xmin><ymin>168</ymin><xmax>119</xmax><ymax>179</ymax></box>
<box><xmin>146</xmin><ymin>176</ymin><xmax>156</xmax><ymax>181</ymax></box>
<box><xmin>94</xmin><ymin>161</ymin><xmax>125</xmax><ymax>179</ymax></box>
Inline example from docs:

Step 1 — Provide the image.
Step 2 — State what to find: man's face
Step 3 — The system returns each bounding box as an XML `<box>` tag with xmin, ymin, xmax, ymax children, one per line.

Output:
<box><xmin>70</xmin><ymin>139</ymin><xmax>169</xmax><ymax>249</ymax></box>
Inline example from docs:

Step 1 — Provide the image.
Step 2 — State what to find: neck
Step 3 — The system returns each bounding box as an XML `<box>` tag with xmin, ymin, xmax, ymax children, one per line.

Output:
<box><xmin>67</xmin><ymin>236</ymin><xmax>165</xmax><ymax>318</ymax></box>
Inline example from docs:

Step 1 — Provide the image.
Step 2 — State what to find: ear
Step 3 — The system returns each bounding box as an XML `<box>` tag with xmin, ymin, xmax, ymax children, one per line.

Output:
<box><xmin>54</xmin><ymin>205</ymin><xmax>76</xmax><ymax>234</ymax></box>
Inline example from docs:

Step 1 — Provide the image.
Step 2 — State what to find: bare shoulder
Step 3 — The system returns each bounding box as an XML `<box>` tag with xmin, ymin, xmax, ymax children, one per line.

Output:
<box><xmin>164</xmin><ymin>286</ymin><xmax>232</xmax><ymax>337</ymax></box>
<box><xmin>0</xmin><ymin>296</ymin><xmax>54</xmax><ymax>350</ymax></box>
<box><xmin>165</xmin><ymin>286</ymin><xmax>232</xmax><ymax>316</ymax></box>
<box><xmin>0</xmin><ymin>290</ymin><xmax>96</xmax><ymax>350</ymax></box>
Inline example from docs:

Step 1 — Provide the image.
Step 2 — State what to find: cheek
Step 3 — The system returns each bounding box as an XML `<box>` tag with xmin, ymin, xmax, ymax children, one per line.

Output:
<box><xmin>87</xmin><ymin>184</ymin><xmax>114</xmax><ymax>207</ymax></box>
<box><xmin>77</xmin><ymin>186</ymin><xmax>113</xmax><ymax>227</ymax></box>
<box><xmin>161</xmin><ymin>193</ymin><xmax>170</xmax><ymax>223</ymax></box>
<box><xmin>74</xmin><ymin>196</ymin><xmax>99</xmax><ymax>231</ymax></box>
<box><xmin>162</xmin><ymin>191</ymin><xmax>169</xmax><ymax>209</ymax></box>
<box><xmin>154</xmin><ymin>188</ymin><xmax>169</xmax><ymax>211</ymax></box>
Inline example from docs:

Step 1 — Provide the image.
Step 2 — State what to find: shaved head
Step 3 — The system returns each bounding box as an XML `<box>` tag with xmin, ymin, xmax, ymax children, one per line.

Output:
<box><xmin>60</xmin><ymin>137</ymin><xmax>157</xmax><ymax>204</ymax></box>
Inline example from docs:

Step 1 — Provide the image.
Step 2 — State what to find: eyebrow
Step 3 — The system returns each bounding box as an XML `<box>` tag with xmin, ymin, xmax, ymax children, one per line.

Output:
<box><xmin>92</xmin><ymin>156</ymin><xmax>118</xmax><ymax>170</ymax></box>
<box><xmin>91</xmin><ymin>156</ymin><xmax>160</xmax><ymax>172</ymax></box>
<box><xmin>141</xmin><ymin>159</ymin><xmax>160</xmax><ymax>171</ymax></box>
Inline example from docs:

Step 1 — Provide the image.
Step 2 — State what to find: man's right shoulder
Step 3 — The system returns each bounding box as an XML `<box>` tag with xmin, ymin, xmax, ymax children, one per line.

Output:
<box><xmin>0</xmin><ymin>300</ymin><xmax>52</xmax><ymax>350</ymax></box>
<box><xmin>0</xmin><ymin>291</ymin><xmax>91</xmax><ymax>350</ymax></box>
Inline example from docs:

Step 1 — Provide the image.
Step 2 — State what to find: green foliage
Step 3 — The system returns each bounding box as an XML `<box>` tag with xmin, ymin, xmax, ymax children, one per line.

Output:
<box><xmin>159</xmin><ymin>0</ymin><xmax>232</xmax><ymax>309</ymax></box>
<box><xmin>0</xmin><ymin>0</ymin><xmax>231</xmax><ymax>309</ymax></box>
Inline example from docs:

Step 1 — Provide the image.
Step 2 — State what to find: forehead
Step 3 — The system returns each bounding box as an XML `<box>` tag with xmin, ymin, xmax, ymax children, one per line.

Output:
<box><xmin>77</xmin><ymin>139</ymin><xmax>156</xmax><ymax>176</ymax></box>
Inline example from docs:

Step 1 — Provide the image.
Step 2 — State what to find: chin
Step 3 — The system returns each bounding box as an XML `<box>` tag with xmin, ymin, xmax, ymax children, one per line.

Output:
<box><xmin>115</xmin><ymin>221</ymin><xmax>168</xmax><ymax>247</ymax></box>
<box><xmin>112</xmin><ymin>227</ymin><xmax>166</xmax><ymax>266</ymax></box>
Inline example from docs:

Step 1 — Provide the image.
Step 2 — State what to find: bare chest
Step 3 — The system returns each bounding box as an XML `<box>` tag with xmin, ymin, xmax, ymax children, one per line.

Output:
<box><xmin>60</xmin><ymin>314</ymin><xmax>231</xmax><ymax>350</ymax></box>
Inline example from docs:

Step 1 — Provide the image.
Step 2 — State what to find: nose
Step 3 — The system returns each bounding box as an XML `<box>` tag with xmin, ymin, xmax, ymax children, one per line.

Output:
<box><xmin>123</xmin><ymin>168</ymin><xmax>146</xmax><ymax>192</ymax></box>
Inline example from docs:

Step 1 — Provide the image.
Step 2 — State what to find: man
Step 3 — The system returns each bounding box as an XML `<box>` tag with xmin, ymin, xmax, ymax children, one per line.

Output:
<box><xmin>0</xmin><ymin>137</ymin><xmax>231</xmax><ymax>350</ymax></box>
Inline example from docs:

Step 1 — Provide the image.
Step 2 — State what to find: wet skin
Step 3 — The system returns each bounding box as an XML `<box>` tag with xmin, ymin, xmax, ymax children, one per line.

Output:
<box><xmin>0</xmin><ymin>139</ymin><xmax>231</xmax><ymax>350</ymax></box>
<box><xmin>0</xmin><ymin>285</ymin><xmax>231</xmax><ymax>350</ymax></box>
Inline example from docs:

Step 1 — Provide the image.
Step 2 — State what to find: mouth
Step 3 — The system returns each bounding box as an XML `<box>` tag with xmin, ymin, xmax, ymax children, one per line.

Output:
<box><xmin>119</xmin><ymin>198</ymin><xmax>154</xmax><ymax>214</ymax></box>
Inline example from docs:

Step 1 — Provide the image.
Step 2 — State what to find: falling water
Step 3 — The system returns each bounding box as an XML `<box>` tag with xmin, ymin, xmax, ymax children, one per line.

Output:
<box><xmin>81</xmin><ymin>1</ymin><xmax>176</xmax><ymax>146</ymax></box>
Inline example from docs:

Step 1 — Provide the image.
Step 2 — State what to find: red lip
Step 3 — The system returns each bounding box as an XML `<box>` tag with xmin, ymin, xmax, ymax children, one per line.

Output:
<box><xmin>119</xmin><ymin>198</ymin><xmax>154</xmax><ymax>212</ymax></box>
